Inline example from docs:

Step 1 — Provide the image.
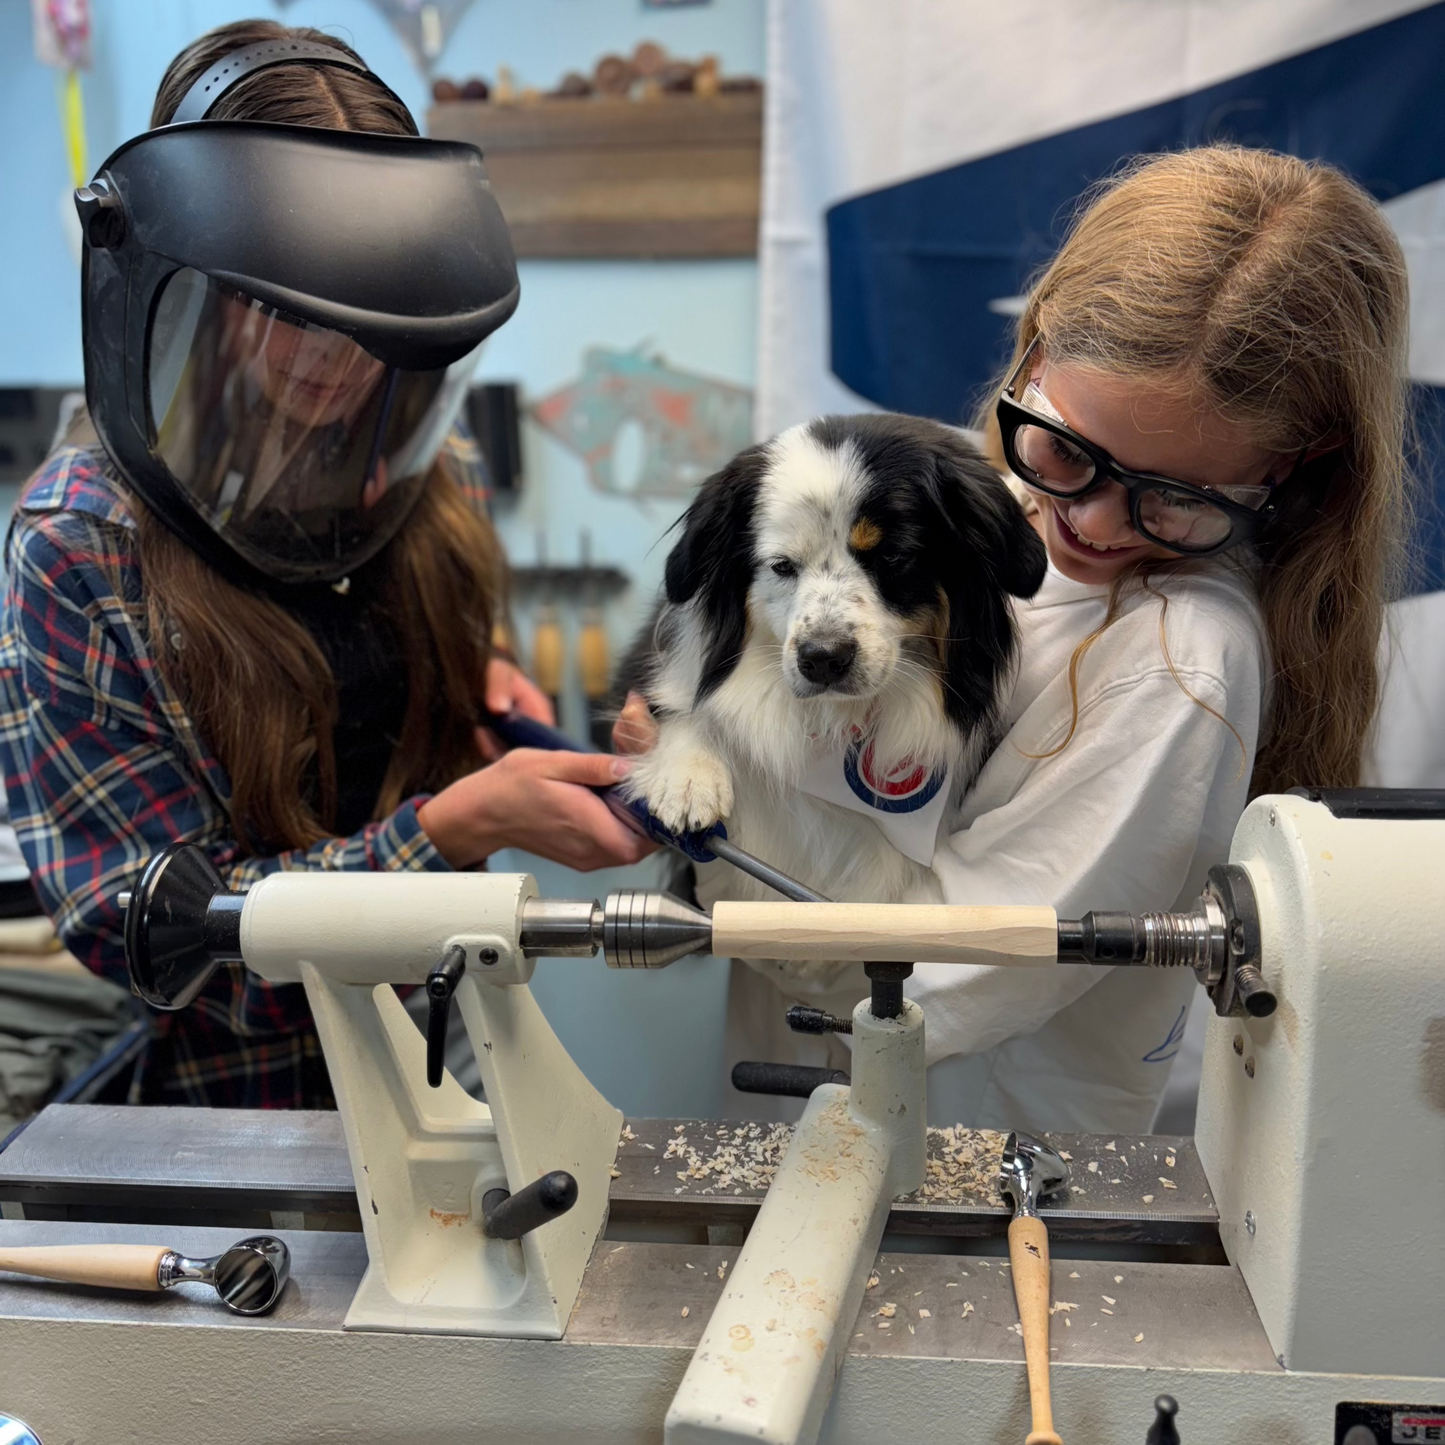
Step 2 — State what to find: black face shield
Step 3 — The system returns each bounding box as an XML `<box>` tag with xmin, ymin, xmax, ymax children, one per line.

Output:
<box><xmin>76</xmin><ymin>102</ymin><xmax>519</xmax><ymax>583</ymax></box>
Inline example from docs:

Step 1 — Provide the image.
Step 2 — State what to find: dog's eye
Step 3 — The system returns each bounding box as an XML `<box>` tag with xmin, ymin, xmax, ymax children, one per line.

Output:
<box><xmin>770</xmin><ymin>558</ymin><xmax>798</xmax><ymax>578</ymax></box>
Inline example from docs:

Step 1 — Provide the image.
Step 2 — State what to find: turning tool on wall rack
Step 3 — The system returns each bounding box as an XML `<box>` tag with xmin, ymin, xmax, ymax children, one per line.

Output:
<box><xmin>576</xmin><ymin>531</ymin><xmax>614</xmax><ymax>751</ymax></box>
<box><xmin>1000</xmin><ymin>1134</ymin><xmax>1070</xmax><ymax>1445</ymax></box>
<box><xmin>529</xmin><ymin>532</ymin><xmax>565</xmax><ymax>719</ymax></box>
<box><xmin>0</xmin><ymin>1234</ymin><xmax>289</xmax><ymax>1316</ymax></box>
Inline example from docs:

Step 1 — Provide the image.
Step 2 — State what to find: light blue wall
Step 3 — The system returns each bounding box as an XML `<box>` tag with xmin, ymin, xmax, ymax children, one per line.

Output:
<box><xmin>0</xmin><ymin>0</ymin><xmax>766</xmax><ymax>1119</ymax></box>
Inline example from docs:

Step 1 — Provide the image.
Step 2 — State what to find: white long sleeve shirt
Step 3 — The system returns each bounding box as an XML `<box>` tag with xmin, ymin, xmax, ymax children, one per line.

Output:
<box><xmin>911</xmin><ymin>558</ymin><xmax>1266</xmax><ymax>1131</ymax></box>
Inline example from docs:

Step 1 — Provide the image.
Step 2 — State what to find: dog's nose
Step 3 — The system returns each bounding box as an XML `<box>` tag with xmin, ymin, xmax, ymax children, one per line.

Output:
<box><xmin>796</xmin><ymin>638</ymin><xmax>858</xmax><ymax>685</ymax></box>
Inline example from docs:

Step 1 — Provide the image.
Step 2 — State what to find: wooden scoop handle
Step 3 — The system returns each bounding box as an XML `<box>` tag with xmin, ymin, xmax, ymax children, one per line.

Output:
<box><xmin>0</xmin><ymin>1243</ymin><xmax>170</xmax><ymax>1292</ymax></box>
<box><xmin>1008</xmin><ymin>1215</ymin><xmax>1063</xmax><ymax>1445</ymax></box>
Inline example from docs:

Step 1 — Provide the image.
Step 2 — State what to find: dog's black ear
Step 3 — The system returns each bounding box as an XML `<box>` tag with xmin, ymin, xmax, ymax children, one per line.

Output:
<box><xmin>664</xmin><ymin>442</ymin><xmax>769</xmax><ymax>701</ymax></box>
<box><xmin>922</xmin><ymin>431</ymin><xmax>1048</xmax><ymax>733</ymax></box>
<box><xmin>931</xmin><ymin>436</ymin><xmax>1048</xmax><ymax>600</ymax></box>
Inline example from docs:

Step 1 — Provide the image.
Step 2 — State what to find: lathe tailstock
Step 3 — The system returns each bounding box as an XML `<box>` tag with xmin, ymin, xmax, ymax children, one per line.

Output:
<box><xmin>0</xmin><ymin>790</ymin><xmax>1440</xmax><ymax>1444</ymax></box>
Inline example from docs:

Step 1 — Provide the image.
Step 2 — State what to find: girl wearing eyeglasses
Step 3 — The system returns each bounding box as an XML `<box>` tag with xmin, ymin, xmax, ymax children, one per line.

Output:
<box><xmin>911</xmin><ymin>143</ymin><xmax>1410</xmax><ymax>1131</ymax></box>
<box><xmin>621</xmin><ymin>143</ymin><xmax>1411</xmax><ymax>1132</ymax></box>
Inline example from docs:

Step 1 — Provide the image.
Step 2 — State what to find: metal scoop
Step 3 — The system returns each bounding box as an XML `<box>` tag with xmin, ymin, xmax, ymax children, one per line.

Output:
<box><xmin>998</xmin><ymin>1132</ymin><xmax>1071</xmax><ymax>1445</ymax></box>
<box><xmin>0</xmin><ymin>1234</ymin><xmax>290</xmax><ymax>1316</ymax></box>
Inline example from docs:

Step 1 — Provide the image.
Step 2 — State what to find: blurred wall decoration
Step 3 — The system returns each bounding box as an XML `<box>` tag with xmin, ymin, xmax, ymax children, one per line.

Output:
<box><xmin>531</xmin><ymin>346</ymin><xmax>752</xmax><ymax>499</ymax></box>
<box><xmin>759</xmin><ymin>0</ymin><xmax>1445</xmax><ymax>795</ymax></box>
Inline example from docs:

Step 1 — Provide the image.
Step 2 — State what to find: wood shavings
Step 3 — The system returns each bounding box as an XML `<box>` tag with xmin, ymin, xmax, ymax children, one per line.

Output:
<box><xmin>1142</xmin><ymin>1194</ymin><xmax>1155</xmax><ymax>1204</ymax></box>
<box><xmin>1050</xmin><ymin>1301</ymin><xmax>1077</xmax><ymax>1314</ymax></box>
<box><xmin>1165</xmin><ymin>1154</ymin><xmax>1176</xmax><ymax>1168</ymax></box>
<box><xmin>877</xmin><ymin>1320</ymin><xmax>891</xmax><ymax>1330</ymax></box>
<box><xmin>1110</xmin><ymin>1178</ymin><xmax>1121</xmax><ymax>1184</ymax></box>
<box><xmin>1160</xmin><ymin>1178</ymin><xmax>1177</xmax><ymax>1189</ymax></box>
<box><xmin>866</xmin><ymin>1273</ymin><xmax>880</xmax><ymax>1290</ymax></box>
<box><xmin>1114</xmin><ymin>1275</ymin><xmax>1123</xmax><ymax>1284</ymax></box>
<box><xmin>908</xmin><ymin>1324</ymin><xmax>915</xmax><ymax>1335</ymax></box>
<box><xmin>1068</xmin><ymin>1271</ymin><xmax>1080</xmax><ymax>1279</ymax></box>
<box><xmin>961</xmin><ymin>1302</ymin><xmax>974</xmax><ymax>1317</ymax></box>
<box><xmin>680</xmin><ymin>1306</ymin><xmax>690</xmax><ymax>1317</ymax></box>
<box><xmin>1105</xmin><ymin>1141</ymin><xmax>1116</xmax><ymax>1151</ymax></box>
<box><xmin>876</xmin><ymin>1303</ymin><xmax>897</xmax><ymax>1318</ymax></box>
<box><xmin>684</xmin><ymin>1262</ymin><xmax>694</xmax><ymax>1270</ymax></box>
<box><xmin>1134</xmin><ymin>1332</ymin><xmax>1144</xmax><ymax>1343</ymax></box>
<box><xmin>621</xmin><ymin>1124</ymin><xmax>637</xmax><ymax>1141</ymax></box>
<box><xmin>608</xmin><ymin>1166</ymin><xmax>621</xmax><ymax>1178</ymax></box>
<box><xmin>917</xmin><ymin>1308</ymin><xmax>931</xmax><ymax>1319</ymax></box>
<box><xmin>1102</xmin><ymin>1295</ymin><xmax>1116</xmax><ymax>1305</ymax></box>
<box><xmin>1058</xmin><ymin>1150</ymin><xmax>1072</xmax><ymax>1161</ymax></box>
<box><xmin>1010</xmin><ymin>1322</ymin><xmax>1023</xmax><ymax>1336</ymax></box>
<box><xmin>718</xmin><ymin>1261</ymin><xmax>729</xmax><ymax>1280</ymax></box>
<box><xmin>660</xmin><ymin>1122</ymin><xmax>793</xmax><ymax>1193</ymax></box>
<box><xmin>1064</xmin><ymin>1316</ymin><xmax>1071</xmax><ymax>1327</ymax></box>
<box><xmin>905</xmin><ymin>1125</ymin><xmax>1008</xmax><ymax>1203</ymax></box>
<box><xmin>1100</xmin><ymin>1308</ymin><xmax>1114</xmax><ymax>1315</ymax></box>
<box><xmin>945</xmin><ymin>1282</ymin><xmax>959</xmax><ymax>1288</ymax></box>
<box><xmin>1087</xmin><ymin>1161</ymin><xmax>1099</xmax><ymax>1173</ymax></box>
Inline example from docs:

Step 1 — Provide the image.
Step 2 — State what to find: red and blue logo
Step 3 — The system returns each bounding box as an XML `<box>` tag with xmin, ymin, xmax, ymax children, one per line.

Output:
<box><xmin>843</xmin><ymin>739</ymin><xmax>945</xmax><ymax>814</ymax></box>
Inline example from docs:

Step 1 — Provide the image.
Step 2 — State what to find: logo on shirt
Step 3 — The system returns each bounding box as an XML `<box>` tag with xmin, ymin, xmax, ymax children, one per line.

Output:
<box><xmin>843</xmin><ymin>738</ymin><xmax>946</xmax><ymax>814</ymax></box>
<box><xmin>1142</xmin><ymin>1005</ymin><xmax>1188</xmax><ymax>1064</ymax></box>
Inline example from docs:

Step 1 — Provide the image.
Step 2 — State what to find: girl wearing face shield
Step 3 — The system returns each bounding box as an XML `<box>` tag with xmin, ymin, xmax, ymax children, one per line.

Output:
<box><xmin>0</xmin><ymin>21</ymin><xmax>651</xmax><ymax>1110</ymax></box>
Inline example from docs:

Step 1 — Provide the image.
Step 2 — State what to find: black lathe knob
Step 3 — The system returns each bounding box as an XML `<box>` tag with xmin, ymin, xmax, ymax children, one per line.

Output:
<box><xmin>1147</xmin><ymin>1394</ymin><xmax>1180</xmax><ymax>1445</ymax></box>
<box><xmin>482</xmin><ymin>1171</ymin><xmax>578</xmax><ymax>1239</ymax></box>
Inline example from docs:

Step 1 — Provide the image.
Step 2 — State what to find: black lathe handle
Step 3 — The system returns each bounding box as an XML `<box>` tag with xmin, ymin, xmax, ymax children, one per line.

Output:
<box><xmin>1147</xmin><ymin>1394</ymin><xmax>1181</xmax><ymax>1444</ymax></box>
<box><xmin>482</xmin><ymin>1171</ymin><xmax>579</xmax><ymax>1240</ymax></box>
<box><xmin>731</xmin><ymin>1061</ymin><xmax>850</xmax><ymax>1098</ymax></box>
<box><xmin>425</xmin><ymin>946</ymin><xmax>467</xmax><ymax>1088</ymax></box>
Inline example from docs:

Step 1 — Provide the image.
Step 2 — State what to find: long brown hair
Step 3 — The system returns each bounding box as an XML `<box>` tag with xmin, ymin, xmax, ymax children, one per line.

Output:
<box><xmin>133</xmin><ymin>19</ymin><xmax>504</xmax><ymax>852</ymax></box>
<box><xmin>984</xmin><ymin>145</ymin><xmax>1411</xmax><ymax>797</ymax></box>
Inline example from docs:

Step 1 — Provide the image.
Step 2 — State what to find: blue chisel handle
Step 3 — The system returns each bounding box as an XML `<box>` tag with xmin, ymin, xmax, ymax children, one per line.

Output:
<box><xmin>479</xmin><ymin>710</ymin><xmax>726</xmax><ymax>864</ymax></box>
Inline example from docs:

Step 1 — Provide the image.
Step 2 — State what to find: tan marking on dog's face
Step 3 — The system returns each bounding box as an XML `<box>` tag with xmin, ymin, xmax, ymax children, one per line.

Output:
<box><xmin>849</xmin><ymin>517</ymin><xmax>883</xmax><ymax>552</ymax></box>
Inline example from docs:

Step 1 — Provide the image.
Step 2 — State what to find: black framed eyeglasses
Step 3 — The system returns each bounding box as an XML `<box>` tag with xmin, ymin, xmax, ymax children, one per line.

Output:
<box><xmin>995</xmin><ymin>337</ymin><xmax>1289</xmax><ymax>557</ymax></box>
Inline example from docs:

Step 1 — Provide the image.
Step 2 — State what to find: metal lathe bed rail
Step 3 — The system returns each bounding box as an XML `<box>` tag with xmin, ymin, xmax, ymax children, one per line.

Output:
<box><xmin>0</xmin><ymin>1104</ymin><xmax>1220</xmax><ymax>1250</ymax></box>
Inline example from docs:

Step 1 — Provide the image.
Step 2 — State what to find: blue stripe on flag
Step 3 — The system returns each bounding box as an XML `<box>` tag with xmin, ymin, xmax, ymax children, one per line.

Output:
<box><xmin>828</xmin><ymin>2</ymin><xmax>1445</xmax><ymax>427</ymax></box>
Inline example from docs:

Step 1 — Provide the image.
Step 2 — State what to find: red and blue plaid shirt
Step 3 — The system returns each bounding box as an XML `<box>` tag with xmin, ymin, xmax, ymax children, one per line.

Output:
<box><xmin>0</xmin><ymin>443</ymin><xmax>480</xmax><ymax>1108</ymax></box>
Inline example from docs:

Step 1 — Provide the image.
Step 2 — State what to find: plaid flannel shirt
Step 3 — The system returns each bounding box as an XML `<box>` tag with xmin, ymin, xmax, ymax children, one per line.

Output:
<box><xmin>0</xmin><ymin>439</ymin><xmax>486</xmax><ymax>1108</ymax></box>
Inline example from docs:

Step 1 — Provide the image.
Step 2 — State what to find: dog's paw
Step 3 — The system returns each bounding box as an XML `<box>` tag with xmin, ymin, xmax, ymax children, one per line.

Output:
<box><xmin>629</xmin><ymin>750</ymin><xmax>734</xmax><ymax>834</ymax></box>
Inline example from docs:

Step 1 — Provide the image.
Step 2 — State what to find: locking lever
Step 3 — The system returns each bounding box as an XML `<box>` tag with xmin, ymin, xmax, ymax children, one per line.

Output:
<box><xmin>482</xmin><ymin>1171</ymin><xmax>579</xmax><ymax>1239</ymax></box>
<box><xmin>425</xmin><ymin>945</ymin><xmax>467</xmax><ymax>1088</ymax></box>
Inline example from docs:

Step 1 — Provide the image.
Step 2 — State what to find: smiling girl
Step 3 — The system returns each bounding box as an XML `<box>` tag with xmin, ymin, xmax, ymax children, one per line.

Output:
<box><xmin>632</xmin><ymin>143</ymin><xmax>1412</xmax><ymax>1131</ymax></box>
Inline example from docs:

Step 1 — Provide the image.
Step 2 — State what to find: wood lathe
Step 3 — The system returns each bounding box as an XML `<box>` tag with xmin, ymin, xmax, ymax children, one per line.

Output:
<box><xmin>0</xmin><ymin>788</ymin><xmax>1440</xmax><ymax>1443</ymax></box>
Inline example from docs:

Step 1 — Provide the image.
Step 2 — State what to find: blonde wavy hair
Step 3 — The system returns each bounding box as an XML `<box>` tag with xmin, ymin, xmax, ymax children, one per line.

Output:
<box><xmin>983</xmin><ymin>145</ymin><xmax>1412</xmax><ymax>797</ymax></box>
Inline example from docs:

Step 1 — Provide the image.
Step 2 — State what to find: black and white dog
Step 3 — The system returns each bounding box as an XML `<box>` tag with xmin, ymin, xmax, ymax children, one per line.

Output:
<box><xmin>624</xmin><ymin>413</ymin><xmax>1047</xmax><ymax>920</ymax></box>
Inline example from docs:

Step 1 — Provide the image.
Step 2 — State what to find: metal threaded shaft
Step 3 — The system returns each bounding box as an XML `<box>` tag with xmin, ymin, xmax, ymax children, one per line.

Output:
<box><xmin>1140</xmin><ymin>910</ymin><xmax>1214</xmax><ymax>969</ymax></box>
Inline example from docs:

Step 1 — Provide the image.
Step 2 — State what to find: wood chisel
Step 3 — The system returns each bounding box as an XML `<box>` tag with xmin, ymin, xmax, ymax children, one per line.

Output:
<box><xmin>481</xmin><ymin>710</ymin><xmax>826</xmax><ymax>903</ymax></box>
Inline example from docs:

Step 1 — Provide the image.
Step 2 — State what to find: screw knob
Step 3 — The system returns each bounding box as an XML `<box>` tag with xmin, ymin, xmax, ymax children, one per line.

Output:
<box><xmin>1146</xmin><ymin>1394</ymin><xmax>1180</xmax><ymax>1445</ymax></box>
<box><xmin>74</xmin><ymin>180</ymin><xmax>126</xmax><ymax>249</ymax></box>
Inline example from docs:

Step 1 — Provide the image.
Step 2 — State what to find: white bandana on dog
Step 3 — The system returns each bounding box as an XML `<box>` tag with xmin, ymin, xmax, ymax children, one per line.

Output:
<box><xmin>798</xmin><ymin>729</ymin><xmax>950</xmax><ymax>866</ymax></box>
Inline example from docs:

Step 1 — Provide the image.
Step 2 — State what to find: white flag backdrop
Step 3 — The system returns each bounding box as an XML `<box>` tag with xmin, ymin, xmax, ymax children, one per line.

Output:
<box><xmin>757</xmin><ymin>0</ymin><xmax>1445</xmax><ymax>786</ymax></box>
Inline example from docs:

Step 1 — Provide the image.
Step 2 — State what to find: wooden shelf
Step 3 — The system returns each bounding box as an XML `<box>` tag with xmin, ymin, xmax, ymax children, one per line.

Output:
<box><xmin>427</xmin><ymin>93</ymin><xmax>762</xmax><ymax>258</ymax></box>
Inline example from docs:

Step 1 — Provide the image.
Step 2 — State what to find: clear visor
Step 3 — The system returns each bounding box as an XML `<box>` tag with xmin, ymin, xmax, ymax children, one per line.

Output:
<box><xmin>147</xmin><ymin>268</ymin><xmax>476</xmax><ymax>581</ymax></box>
